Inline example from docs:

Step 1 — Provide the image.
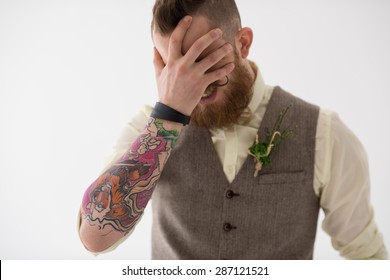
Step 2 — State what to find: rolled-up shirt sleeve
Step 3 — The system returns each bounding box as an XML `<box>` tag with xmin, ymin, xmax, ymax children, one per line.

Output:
<box><xmin>78</xmin><ymin>105</ymin><xmax>152</xmax><ymax>255</ymax></box>
<box><xmin>102</xmin><ymin>105</ymin><xmax>153</xmax><ymax>171</ymax></box>
<box><xmin>315</xmin><ymin>110</ymin><xmax>387</xmax><ymax>259</ymax></box>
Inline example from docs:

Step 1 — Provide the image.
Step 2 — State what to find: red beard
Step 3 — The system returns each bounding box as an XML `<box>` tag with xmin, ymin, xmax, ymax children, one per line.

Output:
<box><xmin>191</xmin><ymin>60</ymin><xmax>256</xmax><ymax>129</ymax></box>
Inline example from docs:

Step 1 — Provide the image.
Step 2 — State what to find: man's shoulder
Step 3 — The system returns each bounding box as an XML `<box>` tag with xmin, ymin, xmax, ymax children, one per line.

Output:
<box><xmin>270</xmin><ymin>86</ymin><xmax>346</xmax><ymax>135</ymax></box>
<box><xmin>273</xmin><ymin>86</ymin><xmax>319</xmax><ymax>110</ymax></box>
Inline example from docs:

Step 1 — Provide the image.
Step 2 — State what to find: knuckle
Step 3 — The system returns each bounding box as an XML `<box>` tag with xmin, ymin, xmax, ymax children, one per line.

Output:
<box><xmin>204</xmin><ymin>52</ymin><xmax>219</xmax><ymax>65</ymax></box>
<box><xmin>192</xmin><ymin>41</ymin><xmax>205</xmax><ymax>54</ymax></box>
<box><xmin>210</xmin><ymin>28</ymin><xmax>222</xmax><ymax>39</ymax></box>
<box><xmin>223</xmin><ymin>43</ymin><xmax>233</xmax><ymax>53</ymax></box>
<box><xmin>176</xmin><ymin>64</ymin><xmax>187</xmax><ymax>75</ymax></box>
<box><xmin>166</xmin><ymin>59</ymin><xmax>174</xmax><ymax>67</ymax></box>
<box><xmin>169</xmin><ymin>37</ymin><xmax>178</xmax><ymax>46</ymax></box>
<box><xmin>188</xmin><ymin>71</ymin><xmax>200</xmax><ymax>81</ymax></box>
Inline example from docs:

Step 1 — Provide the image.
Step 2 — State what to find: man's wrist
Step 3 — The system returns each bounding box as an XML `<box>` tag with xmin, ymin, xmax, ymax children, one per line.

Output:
<box><xmin>151</xmin><ymin>102</ymin><xmax>191</xmax><ymax>126</ymax></box>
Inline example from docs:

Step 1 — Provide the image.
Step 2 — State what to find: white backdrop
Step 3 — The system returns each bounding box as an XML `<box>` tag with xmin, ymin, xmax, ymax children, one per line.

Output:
<box><xmin>0</xmin><ymin>0</ymin><xmax>389</xmax><ymax>260</ymax></box>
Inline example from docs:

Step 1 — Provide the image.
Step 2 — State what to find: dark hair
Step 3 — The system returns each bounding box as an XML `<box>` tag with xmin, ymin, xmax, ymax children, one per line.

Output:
<box><xmin>152</xmin><ymin>0</ymin><xmax>241</xmax><ymax>38</ymax></box>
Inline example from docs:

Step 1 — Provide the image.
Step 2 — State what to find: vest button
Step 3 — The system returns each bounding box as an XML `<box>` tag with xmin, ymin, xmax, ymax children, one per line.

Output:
<box><xmin>223</xmin><ymin>223</ymin><xmax>236</xmax><ymax>232</ymax></box>
<box><xmin>225</xmin><ymin>190</ymin><xmax>239</xmax><ymax>199</ymax></box>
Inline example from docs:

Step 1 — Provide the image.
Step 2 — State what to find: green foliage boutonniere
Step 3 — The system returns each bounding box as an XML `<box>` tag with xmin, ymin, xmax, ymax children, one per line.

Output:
<box><xmin>248</xmin><ymin>104</ymin><xmax>295</xmax><ymax>177</ymax></box>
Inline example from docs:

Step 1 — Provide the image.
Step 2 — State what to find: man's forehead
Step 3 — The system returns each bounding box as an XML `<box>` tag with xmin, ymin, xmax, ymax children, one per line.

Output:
<box><xmin>153</xmin><ymin>15</ymin><xmax>224</xmax><ymax>61</ymax></box>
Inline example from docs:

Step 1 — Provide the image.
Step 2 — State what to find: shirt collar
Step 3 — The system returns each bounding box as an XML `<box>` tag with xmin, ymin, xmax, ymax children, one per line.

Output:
<box><xmin>248</xmin><ymin>62</ymin><xmax>266</xmax><ymax>115</ymax></box>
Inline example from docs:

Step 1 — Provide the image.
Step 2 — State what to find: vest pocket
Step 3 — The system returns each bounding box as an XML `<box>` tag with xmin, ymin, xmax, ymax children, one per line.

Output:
<box><xmin>249</xmin><ymin>171</ymin><xmax>306</xmax><ymax>199</ymax></box>
<box><xmin>257</xmin><ymin>171</ymin><xmax>304</xmax><ymax>185</ymax></box>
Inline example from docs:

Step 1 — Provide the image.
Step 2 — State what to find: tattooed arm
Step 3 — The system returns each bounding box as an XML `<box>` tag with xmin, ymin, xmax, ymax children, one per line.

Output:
<box><xmin>79</xmin><ymin>15</ymin><xmax>234</xmax><ymax>253</ymax></box>
<box><xmin>79</xmin><ymin>118</ymin><xmax>182</xmax><ymax>252</ymax></box>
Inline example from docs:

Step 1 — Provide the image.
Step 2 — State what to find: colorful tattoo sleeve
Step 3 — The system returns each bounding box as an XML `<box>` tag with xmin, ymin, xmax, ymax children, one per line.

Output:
<box><xmin>80</xmin><ymin>118</ymin><xmax>180</xmax><ymax>234</ymax></box>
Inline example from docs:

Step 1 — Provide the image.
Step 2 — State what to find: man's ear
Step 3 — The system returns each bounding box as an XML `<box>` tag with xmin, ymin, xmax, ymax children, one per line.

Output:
<box><xmin>235</xmin><ymin>27</ymin><xmax>253</xmax><ymax>59</ymax></box>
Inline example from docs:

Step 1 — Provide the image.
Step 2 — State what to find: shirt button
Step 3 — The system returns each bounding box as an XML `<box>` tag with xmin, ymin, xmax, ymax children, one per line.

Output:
<box><xmin>223</xmin><ymin>223</ymin><xmax>237</xmax><ymax>232</ymax></box>
<box><xmin>225</xmin><ymin>190</ymin><xmax>240</xmax><ymax>199</ymax></box>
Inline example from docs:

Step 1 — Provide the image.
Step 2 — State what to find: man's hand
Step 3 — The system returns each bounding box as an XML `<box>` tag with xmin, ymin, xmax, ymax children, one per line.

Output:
<box><xmin>153</xmin><ymin>16</ymin><xmax>235</xmax><ymax>116</ymax></box>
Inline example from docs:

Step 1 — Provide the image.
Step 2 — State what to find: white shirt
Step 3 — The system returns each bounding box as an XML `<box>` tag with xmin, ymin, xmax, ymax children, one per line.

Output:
<box><xmin>105</xmin><ymin>68</ymin><xmax>387</xmax><ymax>259</ymax></box>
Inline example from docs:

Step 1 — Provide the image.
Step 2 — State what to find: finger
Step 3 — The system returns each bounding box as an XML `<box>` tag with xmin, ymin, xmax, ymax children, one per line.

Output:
<box><xmin>204</xmin><ymin>62</ymin><xmax>235</xmax><ymax>86</ymax></box>
<box><xmin>196</xmin><ymin>42</ymin><xmax>233</xmax><ymax>73</ymax></box>
<box><xmin>184</xmin><ymin>28</ymin><xmax>223</xmax><ymax>64</ymax></box>
<box><xmin>167</xmin><ymin>16</ymin><xmax>192</xmax><ymax>62</ymax></box>
<box><xmin>153</xmin><ymin>47</ymin><xmax>165</xmax><ymax>77</ymax></box>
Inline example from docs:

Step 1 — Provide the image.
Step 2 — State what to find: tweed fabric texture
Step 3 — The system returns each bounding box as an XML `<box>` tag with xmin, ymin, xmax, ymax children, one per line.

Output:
<box><xmin>152</xmin><ymin>87</ymin><xmax>320</xmax><ymax>259</ymax></box>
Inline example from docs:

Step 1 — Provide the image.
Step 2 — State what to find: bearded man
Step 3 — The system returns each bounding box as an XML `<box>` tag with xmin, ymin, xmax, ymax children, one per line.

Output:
<box><xmin>78</xmin><ymin>0</ymin><xmax>387</xmax><ymax>260</ymax></box>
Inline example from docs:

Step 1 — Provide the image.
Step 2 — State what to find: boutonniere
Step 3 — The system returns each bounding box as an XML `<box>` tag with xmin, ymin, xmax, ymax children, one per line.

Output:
<box><xmin>248</xmin><ymin>104</ymin><xmax>295</xmax><ymax>177</ymax></box>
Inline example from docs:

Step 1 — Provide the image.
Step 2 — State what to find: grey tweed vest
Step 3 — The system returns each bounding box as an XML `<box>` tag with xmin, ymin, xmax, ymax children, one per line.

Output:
<box><xmin>151</xmin><ymin>87</ymin><xmax>320</xmax><ymax>259</ymax></box>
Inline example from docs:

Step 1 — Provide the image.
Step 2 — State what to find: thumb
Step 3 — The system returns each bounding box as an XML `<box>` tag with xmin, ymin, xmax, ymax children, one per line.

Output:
<box><xmin>153</xmin><ymin>47</ymin><xmax>165</xmax><ymax>78</ymax></box>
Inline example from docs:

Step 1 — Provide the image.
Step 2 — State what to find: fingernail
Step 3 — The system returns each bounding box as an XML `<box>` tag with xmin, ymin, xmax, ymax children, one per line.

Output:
<box><xmin>184</xmin><ymin>16</ymin><xmax>191</xmax><ymax>23</ymax></box>
<box><xmin>226</xmin><ymin>44</ymin><xmax>233</xmax><ymax>51</ymax></box>
<box><xmin>214</xmin><ymin>29</ymin><xmax>222</xmax><ymax>37</ymax></box>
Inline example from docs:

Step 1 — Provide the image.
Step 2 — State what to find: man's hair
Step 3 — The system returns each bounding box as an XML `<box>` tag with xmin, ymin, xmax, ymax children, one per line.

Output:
<box><xmin>152</xmin><ymin>0</ymin><xmax>241</xmax><ymax>38</ymax></box>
